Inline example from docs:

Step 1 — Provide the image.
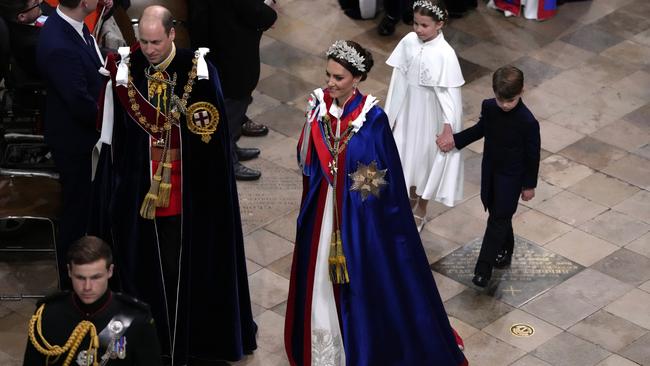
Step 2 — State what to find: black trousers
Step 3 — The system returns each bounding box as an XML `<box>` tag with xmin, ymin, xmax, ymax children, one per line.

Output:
<box><xmin>475</xmin><ymin>215</ymin><xmax>514</xmax><ymax>275</ymax></box>
<box><xmin>156</xmin><ymin>214</ymin><xmax>181</xmax><ymax>334</ymax></box>
<box><xmin>445</xmin><ymin>0</ymin><xmax>478</xmax><ymax>14</ymax></box>
<box><xmin>224</xmin><ymin>97</ymin><xmax>251</xmax><ymax>165</ymax></box>
<box><xmin>51</xmin><ymin>149</ymin><xmax>93</xmax><ymax>290</ymax></box>
<box><xmin>475</xmin><ymin>175</ymin><xmax>520</xmax><ymax>276</ymax></box>
<box><xmin>384</xmin><ymin>0</ymin><xmax>413</xmax><ymax>18</ymax></box>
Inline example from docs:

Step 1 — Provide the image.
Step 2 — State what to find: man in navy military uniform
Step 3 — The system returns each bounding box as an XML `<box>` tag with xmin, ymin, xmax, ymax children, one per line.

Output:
<box><xmin>23</xmin><ymin>236</ymin><xmax>162</xmax><ymax>365</ymax></box>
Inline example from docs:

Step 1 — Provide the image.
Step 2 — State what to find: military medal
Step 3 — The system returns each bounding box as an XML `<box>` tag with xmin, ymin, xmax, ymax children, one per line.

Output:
<box><xmin>108</xmin><ymin>320</ymin><xmax>124</xmax><ymax>334</ymax></box>
<box><xmin>106</xmin><ymin>320</ymin><xmax>127</xmax><ymax>360</ymax></box>
<box><xmin>76</xmin><ymin>350</ymin><xmax>94</xmax><ymax>366</ymax></box>
<box><xmin>115</xmin><ymin>336</ymin><xmax>127</xmax><ymax>359</ymax></box>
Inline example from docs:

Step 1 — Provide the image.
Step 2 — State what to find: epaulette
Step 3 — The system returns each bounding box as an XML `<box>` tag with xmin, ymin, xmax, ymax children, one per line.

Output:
<box><xmin>36</xmin><ymin>291</ymin><xmax>71</xmax><ymax>307</ymax></box>
<box><xmin>113</xmin><ymin>292</ymin><xmax>151</xmax><ymax>313</ymax></box>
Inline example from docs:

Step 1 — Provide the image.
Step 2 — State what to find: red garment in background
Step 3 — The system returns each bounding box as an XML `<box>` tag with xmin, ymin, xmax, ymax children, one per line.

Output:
<box><xmin>44</xmin><ymin>0</ymin><xmax>103</xmax><ymax>33</ymax></box>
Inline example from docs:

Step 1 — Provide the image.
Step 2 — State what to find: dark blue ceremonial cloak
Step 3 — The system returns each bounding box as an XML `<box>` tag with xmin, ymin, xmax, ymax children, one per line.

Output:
<box><xmin>91</xmin><ymin>47</ymin><xmax>256</xmax><ymax>365</ymax></box>
<box><xmin>285</xmin><ymin>89</ymin><xmax>467</xmax><ymax>366</ymax></box>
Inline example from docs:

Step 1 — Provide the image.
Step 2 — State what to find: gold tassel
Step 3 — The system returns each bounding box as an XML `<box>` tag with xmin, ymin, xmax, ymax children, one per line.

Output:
<box><xmin>139</xmin><ymin>161</ymin><xmax>164</xmax><ymax>219</ymax></box>
<box><xmin>328</xmin><ymin>230</ymin><xmax>350</xmax><ymax>284</ymax></box>
<box><xmin>157</xmin><ymin>154</ymin><xmax>173</xmax><ymax>208</ymax></box>
<box><xmin>156</xmin><ymin>129</ymin><xmax>173</xmax><ymax>208</ymax></box>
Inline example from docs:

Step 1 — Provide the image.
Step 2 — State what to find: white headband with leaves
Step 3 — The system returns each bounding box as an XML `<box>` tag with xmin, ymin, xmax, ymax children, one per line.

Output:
<box><xmin>326</xmin><ymin>40</ymin><xmax>366</xmax><ymax>73</ymax></box>
<box><xmin>413</xmin><ymin>0</ymin><xmax>446</xmax><ymax>20</ymax></box>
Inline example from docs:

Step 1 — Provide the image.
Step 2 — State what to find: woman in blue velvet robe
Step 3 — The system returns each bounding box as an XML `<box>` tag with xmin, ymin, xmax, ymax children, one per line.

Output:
<box><xmin>284</xmin><ymin>40</ymin><xmax>467</xmax><ymax>366</ymax></box>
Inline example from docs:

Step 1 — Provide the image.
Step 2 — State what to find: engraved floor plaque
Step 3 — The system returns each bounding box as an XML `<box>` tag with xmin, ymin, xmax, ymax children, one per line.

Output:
<box><xmin>237</xmin><ymin>158</ymin><xmax>302</xmax><ymax>235</ymax></box>
<box><xmin>432</xmin><ymin>236</ymin><xmax>584</xmax><ymax>307</ymax></box>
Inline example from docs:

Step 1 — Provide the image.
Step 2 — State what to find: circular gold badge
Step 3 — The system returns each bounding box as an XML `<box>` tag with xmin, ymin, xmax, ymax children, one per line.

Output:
<box><xmin>186</xmin><ymin>101</ymin><xmax>219</xmax><ymax>143</ymax></box>
<box><xmin>510</xmin><ymin>323</ymin><xmax>535</xmax><ymax>337</ymax></box>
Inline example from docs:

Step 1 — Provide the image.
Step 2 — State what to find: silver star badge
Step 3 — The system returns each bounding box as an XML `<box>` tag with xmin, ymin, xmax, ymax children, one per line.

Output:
<box><xmin>349</xmin><ymin>160</ymin><xmax>388</xmax><ymax>201</ymax></box>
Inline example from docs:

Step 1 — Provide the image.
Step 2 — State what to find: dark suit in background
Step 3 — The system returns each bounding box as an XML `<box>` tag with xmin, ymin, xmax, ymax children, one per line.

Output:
<box><xmin>453</xmin><ymin>98</ymin><xmax>540</xmax><ymax>276</ymax></box>
<box><xmin>4</xmin><ymin>3</ymin><xmax>54</xmax><ymax>84</ymax></box>
<box><xmin>36</xmin><ymin>10</ymin><xmax>103</xmax><ymax>289</ymax></box>
<box><xmin>187</xmin><ymin>0</ymin><xmax>276</xmax><ymax>168</ymax></box>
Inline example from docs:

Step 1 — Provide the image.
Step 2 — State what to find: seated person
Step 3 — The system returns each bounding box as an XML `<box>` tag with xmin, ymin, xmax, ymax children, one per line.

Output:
<box><xmin>23</xmin><ymin>236</ymin><xmax>162</xmax><ymax>365</ymax></box>
<box><xmin>0</xmin><ymin>0</ymin><xmax>53</xmax><ymax>83</ymax></box>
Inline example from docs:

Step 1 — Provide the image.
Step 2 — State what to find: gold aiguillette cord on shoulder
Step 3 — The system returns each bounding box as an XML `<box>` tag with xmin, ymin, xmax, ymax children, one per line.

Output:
<box><xmin>28</xmin><ymin>304</ymin><xmax>100</xmax><ymax>366</ymax></box>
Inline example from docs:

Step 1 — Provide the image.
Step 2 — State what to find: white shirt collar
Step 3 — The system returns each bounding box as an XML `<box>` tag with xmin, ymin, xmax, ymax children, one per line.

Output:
<box><xmin>329</xmin><ymin>100</ymin><xmax>343</xmax><ymax>120</ymax></box>
<box><xmin>56</xmin><ymin>6</ymin><xmax>84</xmax><ymax>40</ymax></box>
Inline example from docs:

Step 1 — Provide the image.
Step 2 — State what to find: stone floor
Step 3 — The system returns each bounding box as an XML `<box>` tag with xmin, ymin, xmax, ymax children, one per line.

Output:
<box><xmin>2</xmin><ymin>0</ymin><xmax>650</xmax><ymax>365</ymax></box>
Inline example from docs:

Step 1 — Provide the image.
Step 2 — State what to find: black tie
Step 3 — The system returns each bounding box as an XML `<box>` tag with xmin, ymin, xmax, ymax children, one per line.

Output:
<box><xmin>82</xmin><ymin>24</ymin><xmax>95</xmax><ymax>49</ymax></box>
<box><xmin>82</xmin><ymin>24</ymin><xmax>101</xmax><ymax>63</ymax></box>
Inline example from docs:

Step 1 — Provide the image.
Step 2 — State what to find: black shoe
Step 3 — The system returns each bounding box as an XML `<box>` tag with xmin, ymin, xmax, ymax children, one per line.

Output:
<box><xmin>494</xmin><ymin>250</ymin><xmax>512</xmax><ymax>269</ymax></box>
<box><xmin>472</xmin><ymin>273</ymin><xmax>490</xmax><ymax>287</ymax></box>
<box><xmin>234</xmin><ymin>163</ymin><xmax>261</xmax><ymax>181</ymax></box>
<box><xmin>236</xmin><ymin>146</ymin><xmax>260</xmax><ymax>162</ymax></box>
<box><xmin>378</xmin><ymin>15</ymin><xmax>397</xmax><ymax>36</ymax></box>
<box><xmin>241</xmin><ymin>117</ymin><xmax>269</xmax><ymax>137</ymax></box>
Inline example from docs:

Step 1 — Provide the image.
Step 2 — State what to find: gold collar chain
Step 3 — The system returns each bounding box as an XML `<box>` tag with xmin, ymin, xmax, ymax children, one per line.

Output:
<box><xmin>125</xmin><ymin>53</ymin><xmax>199</xmax><ymax>134</ymax></box>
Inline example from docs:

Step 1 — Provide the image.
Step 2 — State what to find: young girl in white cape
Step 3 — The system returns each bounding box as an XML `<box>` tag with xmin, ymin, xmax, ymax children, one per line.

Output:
<box><xmin>385</xmin><ymin>0</ymin><xmax>465</xmax><ymax>231</ymax></box>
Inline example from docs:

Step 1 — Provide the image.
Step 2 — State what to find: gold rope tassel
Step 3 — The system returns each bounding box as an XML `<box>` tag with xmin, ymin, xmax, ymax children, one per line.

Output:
<box><xmin>28</xmin><ymin>304</ymin><xmax>99</xmax><ymax>366</ymax></box>
<box><xmin>157</xmin><ymin>131</ymin><xmax>173</xmax><ymax>208</ymax></box>
<box><xmin>140</xmin><ymin>159</ymin><xmax>164</xmax><ymax>219</ymax></box>
<box><xmin>157</xmin><ymin>160</ymin><xmax>173</xmax><ymax>208</ymax></box>
<box><xmin>328</xmin><ymin>230</ymin><xmax>350</xmax><ymax>284</ymax></box>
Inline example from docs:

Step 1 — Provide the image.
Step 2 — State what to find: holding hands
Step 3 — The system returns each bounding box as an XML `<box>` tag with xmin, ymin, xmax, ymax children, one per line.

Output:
<box><xmin>436</xmin><ymin>123</ymin><xmax>455</xmax><ymax>152</ymax></box>
<box><xmin>521</xmin><ymin>188</ymin><xmax>535</xmax><ymax>201</ymax></box>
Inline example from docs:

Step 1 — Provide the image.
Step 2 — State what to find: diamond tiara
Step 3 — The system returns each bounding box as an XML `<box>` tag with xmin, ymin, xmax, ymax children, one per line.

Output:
<box><xmin>326</xmin><ymin>40</ymin><xmax>367</xmax><ymax>73</ymax></box>
<box><xmin>413</xmin><ymin>0</ymin><xmax>446</xmax><ymax>20</ymax></box>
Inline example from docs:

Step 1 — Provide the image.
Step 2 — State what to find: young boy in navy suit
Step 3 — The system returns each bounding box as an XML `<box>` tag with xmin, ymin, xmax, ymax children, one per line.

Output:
<box><xmin>437</xmin><ymin>65</ymin><xmax>541</xmax><ymax>287</ymax></box>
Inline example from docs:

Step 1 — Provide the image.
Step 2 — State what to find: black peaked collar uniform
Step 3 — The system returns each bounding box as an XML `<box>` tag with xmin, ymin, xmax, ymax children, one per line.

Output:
<box><xmin>23</xmin><ymin>291</ymin><xmax>162</xmax><ymax>365</ymax></box>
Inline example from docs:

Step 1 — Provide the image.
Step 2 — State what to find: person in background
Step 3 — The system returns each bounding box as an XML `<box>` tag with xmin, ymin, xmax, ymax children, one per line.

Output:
<box><xmin>188</xmin><ymin>0</ymin><xmax>277</xmax><ymax>181</ymax></box>
<box><xmin>36</xmin><ymin>0</ymin><xmax>110</xmax><ymax>290</ymax></box>
<box><xmin>378</xmin><ymin>0</ymin><xmax>414</xmax><ymax>36</ymax></box>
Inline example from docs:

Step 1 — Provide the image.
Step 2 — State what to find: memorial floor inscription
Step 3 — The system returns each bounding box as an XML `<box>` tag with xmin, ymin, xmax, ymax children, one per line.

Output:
<box><xmin>432</xmin><ymin>236</ymin><xmax>584</xmax><ymax>307</ymax></box>
<box><xmin>237</xmin><ymin>159</ymin><xmax>302</xmax><ymax>235</ymax></box>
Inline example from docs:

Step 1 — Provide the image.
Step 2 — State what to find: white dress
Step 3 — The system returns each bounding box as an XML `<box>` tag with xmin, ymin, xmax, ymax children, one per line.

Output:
<box><xmin>385</xmin><ymin>32</ymin><xmax>465</xmax><ymax>206</ymax></box>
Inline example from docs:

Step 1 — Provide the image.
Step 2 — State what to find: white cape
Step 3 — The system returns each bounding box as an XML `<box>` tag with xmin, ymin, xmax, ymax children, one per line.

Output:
<box><xmin>384</xmin><ymin>32</ymin><xmax>465</xmax><ymax>206</ymax></box>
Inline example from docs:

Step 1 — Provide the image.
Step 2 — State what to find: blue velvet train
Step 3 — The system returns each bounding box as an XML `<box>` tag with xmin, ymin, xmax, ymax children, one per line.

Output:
<box><xmin>285</xmin><ymin>90</ymin><xmax>468</xmax><ymax>366</ymax></box>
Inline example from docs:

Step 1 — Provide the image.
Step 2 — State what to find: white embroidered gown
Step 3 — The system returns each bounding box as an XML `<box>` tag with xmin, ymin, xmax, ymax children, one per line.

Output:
<box><xmin>310</xmin><ymin>101</ymin><xmax>347</xmax><ymax>366</ymax></box>
<box><xmin>385</xmin><ymin>32</ymin><xmax>464</xmax><ymax>206</ymax></box>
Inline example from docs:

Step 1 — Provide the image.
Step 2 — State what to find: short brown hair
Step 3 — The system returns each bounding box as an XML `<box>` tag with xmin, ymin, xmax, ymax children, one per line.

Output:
<box><xmin>492</xmin><ymin>66</ymin><xmax>524</xmax><ymax>99</ymax></box>
<box><xmin>67</xmin><ymin>236</ymin><xmax>113</xmax><ymax>268</ymax></box>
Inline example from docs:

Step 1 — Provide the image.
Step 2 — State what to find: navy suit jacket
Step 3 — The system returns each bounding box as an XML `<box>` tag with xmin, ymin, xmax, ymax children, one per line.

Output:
<box><xmin>36</xmin><ymin>10</ymin><xmax>102</xmax><ymax>155</ymax></box>
<box><xmin>454</xmin><ymin>98</ymin><xmax>540</xmax><ymax>215</ymax></box>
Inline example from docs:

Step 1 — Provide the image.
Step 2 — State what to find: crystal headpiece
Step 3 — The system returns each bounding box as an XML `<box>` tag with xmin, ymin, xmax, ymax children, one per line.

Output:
<box><xmin>326</xmin><ymin>40</ymin><xmax>366</xmax><ymax>73</ymax></box>
<box><xmin>413</xmin><ymin>0</ymin><xmax>446</xmax><ymax>20</ymax></box>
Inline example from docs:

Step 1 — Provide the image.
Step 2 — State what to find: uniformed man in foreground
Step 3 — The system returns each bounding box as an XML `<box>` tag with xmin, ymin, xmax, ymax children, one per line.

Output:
<box><xmin>23</xmin><ymin>236</ymin><xmax>162</xmax><ymax>365</ymax></box>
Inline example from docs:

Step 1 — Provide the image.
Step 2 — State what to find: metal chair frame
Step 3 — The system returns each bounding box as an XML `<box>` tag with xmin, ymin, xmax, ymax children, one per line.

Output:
<box><xmin>0</xmin><ymin>168</ymin><xmax>60</xmax><ymax>301</ymax></box>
